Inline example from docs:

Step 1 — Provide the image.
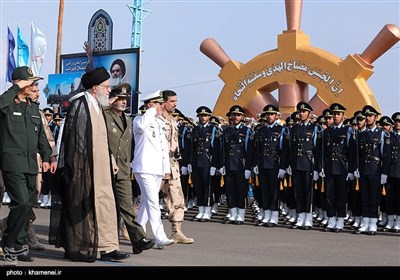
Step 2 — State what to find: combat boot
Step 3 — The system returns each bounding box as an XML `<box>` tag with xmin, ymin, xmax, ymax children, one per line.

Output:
<box><xmin>171</xmin><ymin>221</ymin><xmax>194</xmax><ymax>244</ymax></box>
<box><xmin>28</xmin><ymin>220</ymin><xmax>45</xmax><ymax>250</ymax></box>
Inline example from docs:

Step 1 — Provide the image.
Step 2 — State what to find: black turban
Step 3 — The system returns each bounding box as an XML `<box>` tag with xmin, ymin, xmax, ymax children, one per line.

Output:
<box><xmin>81</xmin><ymin>67</ymin><xmax>110</xmax><ymax>90</ymax></box>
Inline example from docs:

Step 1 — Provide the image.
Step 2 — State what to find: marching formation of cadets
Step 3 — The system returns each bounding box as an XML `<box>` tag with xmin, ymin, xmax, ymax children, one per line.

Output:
<box><xmin>174</xmin><ymin>101</ymin><xmax>400</xmax><ymax>235</ymax></box>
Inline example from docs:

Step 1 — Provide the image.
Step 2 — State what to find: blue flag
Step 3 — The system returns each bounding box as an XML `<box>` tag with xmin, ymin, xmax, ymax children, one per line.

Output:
<box><xmin>17</xmin><ymin>26</ymin><xmax>29</xmax><ymax>67</ymax></box>
<box><xmin>6</xmin><ymin>26</ymin><xmax>16</xmax><ymax>83</ymax></box>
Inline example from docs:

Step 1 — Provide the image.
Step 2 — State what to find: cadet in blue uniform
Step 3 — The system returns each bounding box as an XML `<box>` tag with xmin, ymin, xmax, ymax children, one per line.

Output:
<box><xmin>221</xmin><ymin>105</ymin><xmax>254</xmax><ymax>225</ymax></box>
<box><xmin>288</xmin><ymin>102</ymin><xmax>321</xmax><ymax>230</ymax></box>
<box><xmin>353</xmin><ymin>105</ymin><xmax>391</xmax><ymax>235</ymax></box>
<box><xmin>383</xmin><ymin>112</ymin><xmax>400</xmax><ymax>232</ymax></box>
<box><xmin>253</xmin><ymin>105</ymin><xmax>288</xmax><ymax>227</ymax></box>
<box><xmin>189</xmin><ymin>106</ymin><xmax>221</xmax><ymax>222</ymax></box>
<box><xmin>0</xmin><ymin>66</ymin><xmax>52</xmax><ymax>262</ymax></box>
<box><xmin>320</xmin><ymin>103</ymin><xmax>353</xmax><ymax>232</ymax></box>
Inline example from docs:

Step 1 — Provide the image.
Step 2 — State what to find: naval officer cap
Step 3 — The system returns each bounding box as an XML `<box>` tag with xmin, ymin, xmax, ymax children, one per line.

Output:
<box><xmin>330</xmin><ymin>103</ymin><xmax>346</xmax><ymax>113</ymax></box>
<box><xmin>391</xmin><ymin>112</ymin><xmax>400</xmax><ymax>122</ymax></box>
<box><xmin>140</xmin><ymin>90</ymin><xmax>164</xmax><ymax>103</ymax></box>
<box><xmin>12</xmin><ymin>66</ymin><xmax>43</xmax><ymax>81</ymax></box>
<box><xmin>196</xmin><ymin>106</ymin><xmax>212</xmax><ymax>116</ymax></box>
<box><xmin>43</xmin><ymin>108</ymin><xmax>54</xmax><ymax>116</ymax></box>
<box><xmin>317</xmin><ymin>115</ymin><xmax>326</xmax><ymax>124</ymax></box>
<box><xmin>379</xmin><ymin>116</ymin><xmax>394</xmax><ymax>127</ymax></box>
<box><xmin>263</xmin><ymin>104</ymin><xmax>279</xmax><ymax>114</ymax></box>
<box><xmin>285</xmin><ymin>116</ymin><xmax>293</xmax><ymax>125</ymax></box>
<box><xmin>210</xmin><ymin>116</ymin><xmax>220</xmax><ymax>125</ymax></box>
<box><xmin>110</xmin><ymin>83</ymin><xmax>131</xmax><ymax>99</ymax></box>
<box><xmin>290</xmin><ymin>111</ymin><xmax>300</xmax><ymax>120</ymax></box>
<box><xmin>53</xmin><ymin>113</ymin><xmax>63</xmax><ymax>121</ymax></box>
<box><xmin>229</xmin><ymin>105</ymin><xmax>245</xmax><ymax>115</ymax></box>
<box><xmin>322</xmin><ymin>109</ymin><xmax>333</xmax><ymax>118</ymax></box>
<box><xmin>296</xmin><ymin>101</ymin><xmax>313</xmax><ymax>112</ymax></box>
<box><xmin>353</xmin><ymin>110</ymin><xmax>366</xmax><ymax>120</ymax></box>
<box><xmin>81</xmin><ymin>67</ymin><xmax>110</xmax><ymax>90</ymax></box>
<box><xmin>362</xmin><ymin>105</ymin><xmax>380</xmax><ymax>116</ymax></box>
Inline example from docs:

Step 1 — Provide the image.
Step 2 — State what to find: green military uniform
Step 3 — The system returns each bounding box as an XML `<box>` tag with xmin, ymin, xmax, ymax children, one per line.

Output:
<box><xmin>0</xmin><ymin>84</ymin><xmax>51</xmax><ymax>250</ymax></box>
<box><xmin>104</xmin><ymin>107</ymin><xmax>146</xmax><ymax>245</ymax></box>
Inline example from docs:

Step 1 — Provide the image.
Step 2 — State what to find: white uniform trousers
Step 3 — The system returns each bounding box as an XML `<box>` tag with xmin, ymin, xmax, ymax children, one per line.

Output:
<box><xmin>135</xmin><ymin>173</ymin><xmax>169</xmax><ymax>243</ymax></box>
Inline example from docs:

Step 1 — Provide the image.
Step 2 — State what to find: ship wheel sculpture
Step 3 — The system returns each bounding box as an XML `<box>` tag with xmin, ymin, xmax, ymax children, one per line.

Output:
<box><xmin>200</xmin><ymin>0</ymin><xmax>400</xmax><ymax>119</ymax></box>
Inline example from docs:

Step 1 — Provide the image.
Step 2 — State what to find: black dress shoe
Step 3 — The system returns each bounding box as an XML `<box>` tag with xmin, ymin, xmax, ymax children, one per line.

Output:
<box><xmin>323</xmin><ymin>227</ymin><xmax>333</xmax><ymax>232</ymax></box>
<box><xmin>303</xmin><ymin>226</ymin><xmax>312</xmax><ymax>230</ymax></box>
<box><xmin>334</xmin><ymin>228</ymin><xmax>343</xmax><ymax>233</ymax></box>
<box><xmin>235</xmin><ymin>221</ymin><xmax>244</xmax><ymax>225</ymax></box>
<box><xmin>133</xmin><ymin>238</ymin><xmax>155</xmax><ymax>254</ymax></box>
<box><xmin>17</xmin><ymin>254</ymin><xmax>34</xmax><ymax>262</ymax></box>
<box><xmin>368</xmin><ymin>231</ymin><xmax>377</xmax><ymax>236</ymax></box>
<box><xmin>100</xmin><ymin>250</ymin><xmax>130</xmax><ymax>261</ymax></box>
<box><xmin>290</xmin><ymin>225</ymin><xmax>301</xmax><ymax>229</ymax></box>
<box><xmin>267</xmin><ymin>223</ymin><xmax>277</xmax><ymax>228</ymax></box>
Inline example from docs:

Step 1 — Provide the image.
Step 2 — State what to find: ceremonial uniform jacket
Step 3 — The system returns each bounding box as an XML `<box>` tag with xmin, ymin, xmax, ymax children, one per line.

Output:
<box><xmin>0</xmin><ymin>84</ymin><xmax>51</xmax><ymax>174</ymax></box>
<box><xmin>190</xmin><ymin>123</ymin><xmax>221</xmax><ymax>168</ymax></box>
<box><xmin>389</xmin><ymin>131</ymin><xmax>400</xmax><ymax>178</ymax></box>
<box><xmin>254</xmin><ymin>122</ymin><xmax>288</xmax><ymax>170</ymax></box>
<box><xmin>357</xmin><ymin>126</ymin><xmax>391</xmax><ymax>176</ymax></box>
<box><xmin>222</xmin><ymin>123</ymin><xmax>254</xmax><ymax>171</ymax></box>
<box><xmin>322</xmin><ymin>125</ymin><xmax>352</xmax><ymax>175</ymax></box>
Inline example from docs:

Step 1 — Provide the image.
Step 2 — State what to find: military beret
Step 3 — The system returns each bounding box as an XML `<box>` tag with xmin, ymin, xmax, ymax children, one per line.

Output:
<box><xmin>229</xmin><ymin>105</ymin><xmax>245</xmax><ymax>115</ymax></box>
<box><xmin>322</xmin><ymin>109</ymin><xmax>333</xmax><ymax>118</ymax></box>
<box><xmin>263</xmin><ymin>104</ymin><xmax>279</xmax><ymax>114</ymax></box>
<box><xmin>330</xmin><ymin>103</ymin><xmax>346</xmax><ymax>112</ymax></box>
<box><xmin>12</xmin><ymin>66</ymin><xmax>43</xmax><ymax>81</ymax></box>
<box><xmin>43</xmin><ymin>108</ymin><xmax>54</xmax><ymax>115</ymax></box>
<box><xmin>391</xmin><ymin>112</ymin><xmax>400</xmax><ymax>122</ymax></box>
<box><xmin>110</xmin><ymin>83</ymin><xmax>131</xmax><ymax>99</ymax></box>
<box><xmin>353</xmin><ymin>110</ymin><xmax>366</xmax><ymax>119</ymax></box>
<box><xmin>296</xmin><ymin>101</ymin><xmax>313</xmax><ymax>112</ymax></box>
<box><xmin>379</xmin><ymin>116</ymin><xmax>394</xmax><ymax>126</ymax></box>
<box><xmin>53</xmin><ymin>113</ymin><xmax>63</xmax><ymax>121</ymax></box>
<box><xmin>81</xmin><ymin>67</ymin><xmax>110</xmax><ymax>90</ymax></box>
<box><xmin>362</xmin><ymin>105</ymin><xmax>380</xmax><ymax>116</ymax></box>
<box><xmin>196</xmin><ymin>106</ymin><xmax>212</xmax><ymax>116</ymax></box>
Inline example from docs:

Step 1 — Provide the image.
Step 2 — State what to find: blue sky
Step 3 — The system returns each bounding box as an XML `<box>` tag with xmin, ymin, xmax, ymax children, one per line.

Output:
<box><xmin>1</xmin><ymin>0</ymin><xmax>399</xmax><ymax>118</ymax></box>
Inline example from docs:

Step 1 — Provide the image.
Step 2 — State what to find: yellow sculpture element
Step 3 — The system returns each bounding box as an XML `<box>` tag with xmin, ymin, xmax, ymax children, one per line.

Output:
<box><xmin>200</xmin><ymin>0</ymin><xmax>400</xmax><ymax>119</ymax></box>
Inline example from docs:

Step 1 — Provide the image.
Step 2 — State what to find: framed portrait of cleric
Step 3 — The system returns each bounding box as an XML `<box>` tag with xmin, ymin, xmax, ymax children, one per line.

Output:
<box><xmin>60</xmin><ymin>47</ymin><xmax>140</xmax><ymax>115</ymax></box>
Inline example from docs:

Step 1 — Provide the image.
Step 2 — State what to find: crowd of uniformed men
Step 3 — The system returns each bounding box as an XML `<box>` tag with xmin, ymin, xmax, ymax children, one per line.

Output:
<box><xmin>174</xmin><ymin>101</ymin><xmax>400</xmax><ymax>235</ymax></box>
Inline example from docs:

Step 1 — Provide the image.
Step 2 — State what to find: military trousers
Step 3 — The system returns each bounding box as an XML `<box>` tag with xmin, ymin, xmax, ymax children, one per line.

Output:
<box><xmin>2</xmin><ymin>171</ymin><xmax>36</xmax><ymax>249</ymax></box>
<box><xmin>161</xmin><ymin>177</ymin><xmax>185</xmax><ymax>222</ymax></box>
<box><xmin>115</xmin><ymin>177</ymin><xmax>146</xmax><ymax>243</ymax></box>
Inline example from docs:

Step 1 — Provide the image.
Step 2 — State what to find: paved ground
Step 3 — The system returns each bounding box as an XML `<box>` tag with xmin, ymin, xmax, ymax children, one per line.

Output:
<box><xmin>0</xmin><ymin>204</ymin><xmax>399</xmax><ymax>273</ymax></box>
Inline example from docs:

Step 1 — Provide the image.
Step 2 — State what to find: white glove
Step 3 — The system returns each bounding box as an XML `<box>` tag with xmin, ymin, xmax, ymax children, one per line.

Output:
<box><xmin>346</xmin><ymin>173</ymin><xmax>354</xmax><ymax>181</ymax></box>
<box><xmin>210</xmin><ymin>167</ymin><xmax>216</xmax><ymax>176</ymax></box>
<box><xmin>187</xmin><ymin>164</ymin><xmax>192</xmax><ymax>173</ymax></box>
<box><xmin>354</xmin><ymin>169</ymin><xmax>360</xmax><ymax>179</ymax></box>
<box><xmin>313</xmin><ymin>170</ymin><xmax>319</xmax><ymax>181</ymax></box>
<box><xmin>381</xmin><ymin>174</ymin><xmax>387</xmax><ymax>185</ymax></box>
<box><xmin>286</xmin><ymin>166</ymin><xmax>292</xmax><ymax>176</ymax></box>
<box><xmin>253</xmin><ymin>165</ymin><xmax>259</xmax><ymax>175</ymax></box>
<box><xmin>245</xmin><ymin>170</ymin><xmax>251</xmax><ymax>179</ymax></box>
<box><xmin>219</xmin><ymin>166</ymin><xmax>226</xmax><ymax>176</ymax></box>
<box><xmin>181</xmin><ymin>166</ymin><xmax>188</xmax><ymax>175</ymax></box>
<box><xmin>277</xmin><ymin>169</ymin><xmax>286</xmax><ymax>179</ymax></box>
<box><xmin>319</xmin><ymin>169</ymin><xmax>326</xmax><ymax>178</ymax></box>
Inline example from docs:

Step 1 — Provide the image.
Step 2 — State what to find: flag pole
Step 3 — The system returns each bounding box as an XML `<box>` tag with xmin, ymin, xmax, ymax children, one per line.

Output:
<box><xmin>55</xmin><ymin>0</ymin><xmax>64</xmax><ymax>74</ymax></box>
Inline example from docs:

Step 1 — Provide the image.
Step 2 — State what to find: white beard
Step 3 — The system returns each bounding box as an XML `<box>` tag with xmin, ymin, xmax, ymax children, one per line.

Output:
<box><xmin>96</xmin><ymin>92</ymin><xmax>109</xmax><ymax>106</ymax></box>
<box><xmin>113</xmin><ymin>103</ymin><xmax>126</xmax><ymax>112</ymax></box>
<box><xmin>110</xmin><ymin>76</ymin><xmax>122</xmax><ymax>88</ymax></box>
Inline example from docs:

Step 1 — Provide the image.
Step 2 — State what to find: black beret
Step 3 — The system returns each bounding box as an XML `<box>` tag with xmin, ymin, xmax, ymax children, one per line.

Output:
<box><xmin>379</xmin><ymin>116</ymin><xmax>394</xmax><ymax>126</ymax></box>
<box><xmin>296</xmin><ymin>101</ymin><xmax>313</xmax><ymax>112</ymax></box>
<box><xmin>196</xmin><ymin>106</ymin><xmax>212</xmax><ymax>116</ymax></box>
<box><xmin>229</xmin><ymin>105</ymin><xmax>245</xmax><ymax>115</ymax></box>
<box><xmin>12</xmin><ymin>66</ymin><xmax>43</xmax><ymax>81</ymax></box>
<box><xmin>81</xmin><ymin>67</ymin><xmax>110</xmax><ymax>90</ymax></box>
<box><xmin>110</xmin><ymin>83</ymin><xmax>131</xmax><ymax>98</ymax></box>
<box><xmin>362</xmin><ymin>105</ymin><xmax>380</xmax><ymax>116</ymax></box>
<box><xmin>263</xmin><ymin>104</ymin><xmax>279</xmax><ymax>114</ymax></box>
<box><xmin>330</xmin><ymin>103</ymin><xmax>346</xmax><ymax>112</ymax></box>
